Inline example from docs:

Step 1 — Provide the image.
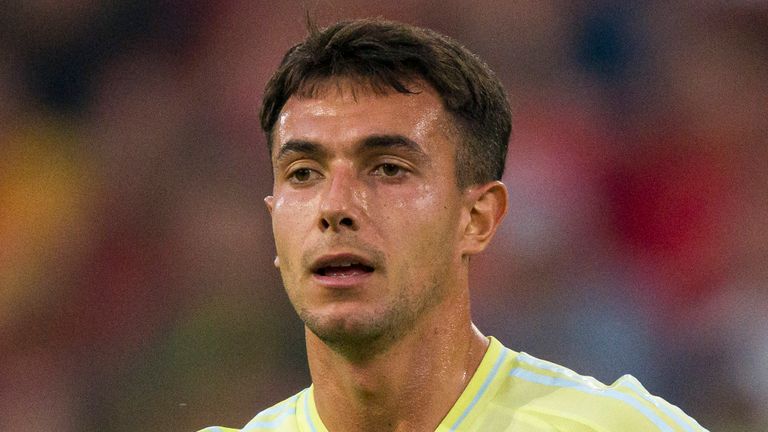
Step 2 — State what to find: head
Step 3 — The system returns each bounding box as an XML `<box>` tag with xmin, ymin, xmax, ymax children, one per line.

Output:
<box><xmin>261</xmin><ymin>19</ymin><xmax>510</xmax><ymax>354</ymax></box>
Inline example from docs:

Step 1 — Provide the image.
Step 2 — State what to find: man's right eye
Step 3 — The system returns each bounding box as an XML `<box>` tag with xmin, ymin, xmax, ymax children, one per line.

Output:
<box><xmin>288</xmin><ymin>167</ymin><xmax>319</xmax><ymax>183</ymax></box>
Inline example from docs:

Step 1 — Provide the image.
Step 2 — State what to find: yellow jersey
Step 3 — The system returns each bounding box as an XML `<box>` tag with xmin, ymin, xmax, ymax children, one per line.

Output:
<box><xmin>199</xmin><ymin>337</ymin><xmax>707</xmax><ymax>431</ymax></box>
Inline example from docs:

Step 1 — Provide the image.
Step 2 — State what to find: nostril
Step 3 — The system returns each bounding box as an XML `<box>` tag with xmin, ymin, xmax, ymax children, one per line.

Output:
<box><xmin>319</xmin><ymin>215</ymin><xmax>355</xmax><ymax>231</ymax></box>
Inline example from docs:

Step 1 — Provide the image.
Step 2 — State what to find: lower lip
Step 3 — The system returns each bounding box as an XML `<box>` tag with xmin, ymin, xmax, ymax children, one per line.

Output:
<box><xmin>312</xmin><ymin>271</ymin><xmax>374</xmax><ymax>288</ymax></box>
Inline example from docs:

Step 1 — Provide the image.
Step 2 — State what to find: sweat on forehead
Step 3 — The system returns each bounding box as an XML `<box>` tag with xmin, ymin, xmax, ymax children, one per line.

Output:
<box><xmin>269</xmin><ymin>75</ymin><xmax>435</xmax><ymax>149</ymax></box>
<box><xmin>274</xmin><ymin>80</ymin><xmax>451</xmax><ymax>157</ymax></box>
<box><xmin>268</xmin><ymin>76</ymin><xmax>445</xmax><ymax>152</ymax></box>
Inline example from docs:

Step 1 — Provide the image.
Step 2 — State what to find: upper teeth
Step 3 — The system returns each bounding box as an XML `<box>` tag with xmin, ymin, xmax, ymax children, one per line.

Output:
<box><xmin>335</xmin><ymin>261</ymin><xmax>357</xmax><ymax>267</ymax></box>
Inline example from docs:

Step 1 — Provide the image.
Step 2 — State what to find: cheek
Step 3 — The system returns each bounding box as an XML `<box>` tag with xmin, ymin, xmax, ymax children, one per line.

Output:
<box><xmin>382</xmin><ymin>184</ymin><xmax>444</xmax><ymax>214</ymax></box>
<box><xmin>392</xmin><ymin>183</ymin><xmax>433</xmax><ymax>207</ymax></box>
<box><xmin>385</xmin><ymin>185</ymin><xmax>461</xmax><ymax>250</ymax></box>
<box><xmin>272</xmin><ymin>194</ymin><xmax>317</xmax><ymax>258</ymax></box>
<box><xmin>274</xmin><ymin>192</ymin><xmax>318</xmax><ymax>213</ymax></box>
<box><xmin>273</xmin><ymin>194</ymin><xmax>317</xmax><ymax>227</ymax></box>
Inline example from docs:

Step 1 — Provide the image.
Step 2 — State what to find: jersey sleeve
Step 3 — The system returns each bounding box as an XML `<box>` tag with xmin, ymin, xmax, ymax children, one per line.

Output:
<box><xmin>607</xmin><ymin>374</ymin><xmax>709</xmax><ymax>432</ymax></box>
<box><xmin>505</xmin><ymin>350</ymin><xmax>709</xmax><ymax>432</ymax></box>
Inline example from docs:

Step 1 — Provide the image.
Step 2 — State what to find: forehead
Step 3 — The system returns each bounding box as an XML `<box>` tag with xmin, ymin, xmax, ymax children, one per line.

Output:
<box><xmin>273</xmin><ymin>79</ymin><xmax>456</xmax><ymax>156</ymax></box>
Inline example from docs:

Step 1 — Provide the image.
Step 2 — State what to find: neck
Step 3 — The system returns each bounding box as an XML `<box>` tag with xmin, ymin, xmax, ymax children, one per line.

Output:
<box><xmin>306</xmin><ymin>295</ymin><xmax>489</xmax><ymax>432</ymax></box>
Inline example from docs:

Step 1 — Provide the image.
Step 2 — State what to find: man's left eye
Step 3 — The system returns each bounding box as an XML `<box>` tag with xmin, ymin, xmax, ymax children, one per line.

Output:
<box><xmin>373</xmin><ymin>163</ymin><xmax>405</xmax><ymax>177</ymax></box>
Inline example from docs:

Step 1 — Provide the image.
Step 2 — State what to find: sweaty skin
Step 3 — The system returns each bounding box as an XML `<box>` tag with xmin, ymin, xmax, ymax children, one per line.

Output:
<box><xmin>265</xmin><ymin>79</ymin><xmax>508</xmax><ymax>432</ymax></box>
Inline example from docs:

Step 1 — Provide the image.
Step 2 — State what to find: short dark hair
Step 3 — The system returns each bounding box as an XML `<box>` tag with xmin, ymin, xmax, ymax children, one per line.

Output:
<box><xmin>260</xmin><ymin>18</ymin><xmax>511</xmax><ymax>188</ymax></box>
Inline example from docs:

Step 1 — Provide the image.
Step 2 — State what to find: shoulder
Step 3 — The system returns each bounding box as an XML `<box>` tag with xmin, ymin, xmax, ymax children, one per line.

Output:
<box><xmin>196</xmin><ymin>391</ymin><xmax>304</xmax><ymax>432</ymax></box>
<box><xmin>492</xmin><ymin>348</ymin><xmax>709</xmax><ymax>431</ymax></box>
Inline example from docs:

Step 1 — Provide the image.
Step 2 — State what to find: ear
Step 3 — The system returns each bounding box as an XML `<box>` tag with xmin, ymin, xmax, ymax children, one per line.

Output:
<box><xmin>461</xmin><ymin>181</ymin><xmax>508</xmax><ymax>256</ymax></box>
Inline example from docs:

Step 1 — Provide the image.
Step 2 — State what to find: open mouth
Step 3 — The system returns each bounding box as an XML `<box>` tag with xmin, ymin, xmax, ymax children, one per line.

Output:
<box><xmin>315</xmin><ymin>261</ymin><xmax>375</xmax><ymax>277</ymax></box>
<box><xmin>311</xmin><ymin>255</ymin><xmax>376</xmax><ymax>278</ymax></box>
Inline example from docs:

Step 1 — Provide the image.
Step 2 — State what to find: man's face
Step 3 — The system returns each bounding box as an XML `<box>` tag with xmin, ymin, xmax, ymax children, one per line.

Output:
<box><xmin>266</xmin><ymin>80</ymin><xmax>471</xmax><ymax>347</ymax></box>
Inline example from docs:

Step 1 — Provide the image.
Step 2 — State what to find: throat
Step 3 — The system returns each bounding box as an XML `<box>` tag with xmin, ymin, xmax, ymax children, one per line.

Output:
<box><xmin>307</xmin><ymin>328</ymin><xmax>488</xmax><ymax>432</ymax></box>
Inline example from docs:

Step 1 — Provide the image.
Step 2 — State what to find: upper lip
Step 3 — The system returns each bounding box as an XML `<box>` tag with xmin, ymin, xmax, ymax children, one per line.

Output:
<box><xmin>310</xmin><ymin>253</ymin><xmax>376</xmax><ymax>274</ymax></box>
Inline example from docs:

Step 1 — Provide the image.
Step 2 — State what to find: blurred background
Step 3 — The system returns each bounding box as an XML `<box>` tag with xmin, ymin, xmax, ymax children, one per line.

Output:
<box><xmin>1</xmin><ymin>1</ymin><xmax>766</xmax><ymax>430</ymax></box>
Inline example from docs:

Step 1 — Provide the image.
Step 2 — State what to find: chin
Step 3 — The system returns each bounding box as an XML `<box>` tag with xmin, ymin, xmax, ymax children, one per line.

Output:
<box><xmin>299</xmin><ymin>305</ymin><xmax>408</xmax><ymax>351</ymax></box>
<box><xmin>305</xmin><ymin>311</ymin><xmax>382</xmax><ymax>342</ymax></box>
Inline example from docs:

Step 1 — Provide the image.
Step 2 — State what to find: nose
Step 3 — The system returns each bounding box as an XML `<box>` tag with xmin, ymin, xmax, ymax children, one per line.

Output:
<box><xmin>318</xmin><ymin>167</ymin><xmax>361</xmax><ymax>232</ymax></box>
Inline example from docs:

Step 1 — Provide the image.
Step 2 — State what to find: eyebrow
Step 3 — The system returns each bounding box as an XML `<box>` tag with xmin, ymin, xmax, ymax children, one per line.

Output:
<box><xmin>360</xmin><ymin>134</ymin><xmax>428</xmax><ymax>161</ymax></box>
<box><xmin>275</xmin><ymin>140</ymin><xmax>329</xmax><ymax>163</ymax></box>
<box><xmin>275</xmin><ymin>134</ymin><xmax>429</xmax><ymax>163</ymax></box>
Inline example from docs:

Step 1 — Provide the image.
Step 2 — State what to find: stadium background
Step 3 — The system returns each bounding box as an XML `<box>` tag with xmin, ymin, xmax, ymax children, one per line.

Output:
<box><xmin>1</xmin><ymin>1</ymin><xmax>766</xmax><ymax>430</ymax></box>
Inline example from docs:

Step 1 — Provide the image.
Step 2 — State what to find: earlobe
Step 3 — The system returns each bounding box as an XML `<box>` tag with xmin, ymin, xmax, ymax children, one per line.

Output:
<box><xmin>264</xmin><ymin>196</ymin><xmax>274</xmax><ymax>214</ymax></box>
<box><xmin>462</xmin><ymin>181</ymin><xmax>508</xmax><ymax>256</ymax></box>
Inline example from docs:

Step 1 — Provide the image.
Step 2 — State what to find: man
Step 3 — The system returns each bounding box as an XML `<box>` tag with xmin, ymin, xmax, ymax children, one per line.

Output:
<box><xmin>200</xmin><ymin>18</ymin><xmax>707</xmax><ymax>432</ymax></box>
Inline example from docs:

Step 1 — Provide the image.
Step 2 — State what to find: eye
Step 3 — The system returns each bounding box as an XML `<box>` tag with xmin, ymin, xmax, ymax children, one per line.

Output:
<box><xmin>287</xmin><ymin>167</ymin><xmax>321</xmax><ymax>184</ymax></box>
<box><xmin>373</xmin><ymin>163</ymin><xmax>407</xmax><ymax>178</ymax></box>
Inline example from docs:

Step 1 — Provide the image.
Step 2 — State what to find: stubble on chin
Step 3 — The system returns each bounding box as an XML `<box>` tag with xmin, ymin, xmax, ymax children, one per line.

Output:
<box><xmin>298</xmin><ymin>301</ymin><xmax>408</xmax><ymax>359</ymax></box>
<box><xmin>297</xmin><ymin>274</ymin><xmax>447</xmax><ymax>359</ymax></box>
